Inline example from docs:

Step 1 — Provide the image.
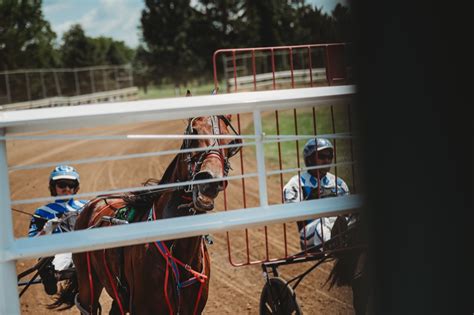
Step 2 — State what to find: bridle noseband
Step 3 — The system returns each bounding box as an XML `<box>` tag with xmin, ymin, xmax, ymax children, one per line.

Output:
<box><xmin>183</xmin><ymin>115</ymin><xmax>240</xmax><ymax>193</ymax></box>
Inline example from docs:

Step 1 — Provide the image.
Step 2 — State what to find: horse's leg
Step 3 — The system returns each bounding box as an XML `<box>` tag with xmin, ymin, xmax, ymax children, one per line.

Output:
<box><xmin>73</xmin><ymin>252</ymin><xmax>104</xmax><ymax>314</ymax></box>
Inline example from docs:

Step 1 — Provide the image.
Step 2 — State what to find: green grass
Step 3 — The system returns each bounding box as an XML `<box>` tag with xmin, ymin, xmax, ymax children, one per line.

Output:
<box><xmin>137</xmin><ymin>82</ymin><xmax>221</xmax><ymax>100</ymax></box>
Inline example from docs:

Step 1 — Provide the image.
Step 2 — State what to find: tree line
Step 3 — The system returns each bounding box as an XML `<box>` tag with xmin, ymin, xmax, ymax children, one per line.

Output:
<box><xmin>0</xmin><ymin>0</ymin><xmax>353</xmax><ymax>90</ymax></box>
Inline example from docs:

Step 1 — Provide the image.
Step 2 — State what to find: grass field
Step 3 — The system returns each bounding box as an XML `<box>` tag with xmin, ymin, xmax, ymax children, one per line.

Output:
<box><xmin>137</xmin><ymin>82</ymin><xmax>220</xmax><ymax>100</ymax></box>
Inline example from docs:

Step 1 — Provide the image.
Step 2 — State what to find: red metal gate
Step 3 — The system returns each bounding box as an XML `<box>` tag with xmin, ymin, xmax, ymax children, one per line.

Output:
<box><xmin>212</xmin><ymin>43</ymin><xmax>357</xmax><ymax>267</ymax></box>
<box><xmin>213</xmin><ymin>43</ymin><xmax>352</xmax><ymax>93</ymax></box>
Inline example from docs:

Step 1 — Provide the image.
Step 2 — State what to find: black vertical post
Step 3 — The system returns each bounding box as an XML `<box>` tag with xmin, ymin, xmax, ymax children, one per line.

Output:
<box><xmin>354</xmin><ymin>1</ymin><xmax>472</xmax><ymax>314</ymax></box>
<box><xmin>4</xmin><ymin>72</ymin><xmax>11</xmax><ymax>103</ymax></box>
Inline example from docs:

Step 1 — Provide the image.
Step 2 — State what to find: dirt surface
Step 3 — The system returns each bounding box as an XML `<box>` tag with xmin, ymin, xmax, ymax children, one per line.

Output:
<box><xmin>10</xmin><ymin>114</ymin><xmax>354</xmax><ymax>314</ymax></box>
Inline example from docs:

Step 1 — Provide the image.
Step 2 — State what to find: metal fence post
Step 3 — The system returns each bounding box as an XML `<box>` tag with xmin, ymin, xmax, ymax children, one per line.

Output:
<box><xmin>253</xmin><ymin>110</ymin><xmax>268</xmax><ymax>207</ymax></box>
<box><xmin>25</xmin><ymin>72</ymin><xmax>31</xmax><ymax>101</ymax></box>
<box><xmin>74</xmin><ymin>69</ymin><xmax>80</xmax><ymax>95</ymax></box>
<box><xmin>114</xmin><ymin>67</ymin><xmax>120</xmax><ymax>90</ymax></box>
<box><xmin>4</xmin><ymin>72</ymin><xmax>11</xmax><ymax>104</ymax></box>
<box><xmin>90</xmin><ymin>69</ymin><xmax>95</xmax><ymax>93</ymax></box>
<box><xmin>40</xmin><ymin>71</ymin><xmax>47</xmax><ymax>98</ymax></box>
<box><xmin>53</xmin><ymin>70</ymin><xmax>61</xmax><ymax>96</ymax></box>
<box><xmin>103</xmin><ymin>69</ymin><xmax>107</xmax><ymax>91</ymax></box>
<box><xmin>0</xmin><ymin>128</ymin><xmax>21</xmax><ymax>314</ymax></box>
<box><xmin>128</xmin><ymin>66</ymin><xmax>134</xmax><ymax>87</ymax></box>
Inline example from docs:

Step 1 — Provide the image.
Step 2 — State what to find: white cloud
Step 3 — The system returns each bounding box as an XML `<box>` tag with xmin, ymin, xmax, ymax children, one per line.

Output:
<box><xmin>43</xmin><ymin>0</ymin><xmax>142</xmax><ymax>48</ymax></box>
<box><xmin>80</xmin><ymin>0</ymin><xmax>141</xmax><ymax>47</ymax></box>
<box><xmin>43</xmin><ymin>1</ymin><xmax>70</xmax><ymax>15</ymax></box>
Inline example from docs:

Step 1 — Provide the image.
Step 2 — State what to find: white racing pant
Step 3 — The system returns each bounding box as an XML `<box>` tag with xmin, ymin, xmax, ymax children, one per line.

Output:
<box><xmin>299</xmin><ymin>217</ymin><xmax>337</xmax><ymax>250</ymax></box>
<box><xmin>52</xmin><ymin>252</ymin><xmax>73</xmax><ymax>271</ymax></box>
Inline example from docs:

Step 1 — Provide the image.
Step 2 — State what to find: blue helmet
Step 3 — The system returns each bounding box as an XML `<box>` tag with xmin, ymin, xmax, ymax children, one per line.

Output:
<box><xmin>303</xmin><ymin>138</ymin><xmax>333</xmax><ymax>166</ymax></box>
<box><xmin>49</xmin><ymin>165</ymin><xmax>80</xmax><ymax>182</ymax></box>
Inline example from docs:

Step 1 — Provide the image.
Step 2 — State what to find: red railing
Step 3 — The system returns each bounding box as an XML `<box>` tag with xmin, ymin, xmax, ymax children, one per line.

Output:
<box><xmin>213</xmin><ymin>44</ymin><xmax>356</xmax><ymax>267</ymax></box>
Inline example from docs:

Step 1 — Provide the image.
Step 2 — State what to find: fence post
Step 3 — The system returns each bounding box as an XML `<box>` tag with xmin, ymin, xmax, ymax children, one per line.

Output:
<box><xmin>253</xmin><ymin>110</ymin><xmax>268</xmax><ymax>207</ymax></box>
<box><xmin>0</xmin><ymin>128</ymin><xmax>21</xmax><ymax>314</ymax></box>
<box><xmin>25</xmin><ymin>72</ymin><xmax>31</xmax><ymax>101</ymax></box>
<box><xmin>103</xmin><ymin>69</ymin><xmax>107</xmax><ymax>91</ymax></box>
<box><xmin>4</xmin><ymin>72</ymin><xmax>11</xmax><ymax>104</ymax></box>
<box><xmin>114</xmin><ymin>67</ymin><xmax>120</xmax><ymax>90</ymax></box>
<box><xmin>40</xmin><ymin>71</ymin><xmax>47</xmax><ymax>98</ymax></box>
<box><xmin>74</xmin><ymin>69</ymin><xmax>80</xmax><ymax>95</ymax></box>
<box><xmin>90</xmin><ymin>69</ymin><xmax>95</xmax><ymax>93</ymax></box>
<box><xmin>128</xmin><ymin>66</ymin><xmax>134</xmax><ymax>87</ymax></box>
<box><xmin>53</xmin><ymin>70</ymin><xmax>61</xmax><ymax>96</ymax></box>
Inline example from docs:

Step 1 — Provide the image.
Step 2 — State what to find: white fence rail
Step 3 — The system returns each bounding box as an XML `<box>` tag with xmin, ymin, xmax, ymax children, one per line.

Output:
<box><xmin>0</xmin><ymin>85</ymin><xmax>359</xmax><ymax>314</ymax></box>
<box><xmin>226</xmin><ymin>68</ymin><xmax>327</xmax><ymax>90</ymax></box>
<box><xmin>0</xmin><ymin>87</ymin><xmax>139</xmax><ymax>111</ymax></box>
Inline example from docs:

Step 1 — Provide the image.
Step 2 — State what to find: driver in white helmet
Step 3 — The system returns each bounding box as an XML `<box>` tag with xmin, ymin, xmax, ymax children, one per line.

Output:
<box><xmin>283</xmin><ymin>138</ymin><xmax>350</xmax><ymax>250</ymax></box>
<box><xmin>28</xmin><ymin>165</ymin><xmax>88</xmax><ymax>295</ymax></box>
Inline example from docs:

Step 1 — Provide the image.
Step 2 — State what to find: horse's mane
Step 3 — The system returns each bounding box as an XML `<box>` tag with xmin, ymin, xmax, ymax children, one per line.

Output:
<box><xmin>122</xmin><ymin>153</ymin><xmax>181</xmax><ymax>213</ymax></box>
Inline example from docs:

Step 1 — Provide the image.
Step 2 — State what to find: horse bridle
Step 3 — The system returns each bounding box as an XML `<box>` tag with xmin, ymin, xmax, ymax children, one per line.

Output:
<box><xmin>183</xmin><ymin>115</ymin><xmax>241</xmax><ymax>193</ymax></box>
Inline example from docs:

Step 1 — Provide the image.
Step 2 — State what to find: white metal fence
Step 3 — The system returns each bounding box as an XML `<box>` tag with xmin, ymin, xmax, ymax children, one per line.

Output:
<box><xmin>0</xmin><ymin>87</ymin><xmax>139</xmax><ymax>111</ymax></box>
<box><xmin>0</xmin><ymin>64</ymin><xmax>134</xmax><ymax>106</ymax></box>
<box><xmin>0</xmin><ymin>85</ymin><xmax>361</xmax><ymax>314</ymax></box>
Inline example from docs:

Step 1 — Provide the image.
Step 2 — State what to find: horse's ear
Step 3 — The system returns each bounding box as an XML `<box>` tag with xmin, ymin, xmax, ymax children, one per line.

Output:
<box><xmin>186</xmin><ymin>90</ymin><xmax>192</xmax><ymax>97</ymax></box>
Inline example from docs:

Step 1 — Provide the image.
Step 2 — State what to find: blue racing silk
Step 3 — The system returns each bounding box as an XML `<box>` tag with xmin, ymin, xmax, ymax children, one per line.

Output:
<box><xmin>28</xmin><ymin>198</ymin><xmax>88</xmax><ymax>237</ymax></box>
<box><xmin>283</xmin><ymin>171</ymin><xmax>349</xmax><ymax>203</ymax></box>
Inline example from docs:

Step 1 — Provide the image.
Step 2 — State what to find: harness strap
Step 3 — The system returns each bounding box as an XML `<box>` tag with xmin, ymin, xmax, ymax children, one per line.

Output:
<box><xmin>102</xmin><ymin>250</ymin><xmax>125</xmax><ymax>315</ymax></box>
<box><xmin>74</xmin><ymin>293</ymin><xmax>102</xmax><ymax>315</ymax></box>
<box><xmin>86</xmin><ymin>252</ymin><xmax>94</xmax><ymax>314</ymax></box>
<box><xmin>193</xmin><ymin>241</ymin><xmax>207</xmax><ymax>315</ymax></box>
<box><xmin>148</xmin><ymin>205</ymin><xmax>208</xmax><ymax>315</ymax></box>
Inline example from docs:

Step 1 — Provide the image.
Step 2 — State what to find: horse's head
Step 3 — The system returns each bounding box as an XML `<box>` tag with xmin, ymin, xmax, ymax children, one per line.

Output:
<box><xmin>182</xmin><ymin>115</ymin><xmax>241</xmax><ymax>212</ymax></box>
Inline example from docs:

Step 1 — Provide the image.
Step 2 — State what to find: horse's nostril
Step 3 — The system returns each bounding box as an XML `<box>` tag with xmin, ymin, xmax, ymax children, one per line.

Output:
<box><xmin>194</xmin><ymin>171</ymin><xmax>213</xmax><ymax>182</ymax></box>
<box><xmin>194</xmin><ymin>171</ymin><xmax>222</xmax><ymax>198</ymax></box>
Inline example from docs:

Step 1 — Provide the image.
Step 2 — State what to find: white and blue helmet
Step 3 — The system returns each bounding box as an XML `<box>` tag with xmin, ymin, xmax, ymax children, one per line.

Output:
<box><xmin>303</xmin><ymin>138</ymin><xmax>333</xmax><ymax>167</ymax></box>
<box><xmin>48</xmin><ymin>165</ymin><xmax>80</xmax><ymax>196</ymax></box>
<box><xmin>49</xmin><ymin>165</ymin><xmax>80</xmax><ymax>182</ymax></box>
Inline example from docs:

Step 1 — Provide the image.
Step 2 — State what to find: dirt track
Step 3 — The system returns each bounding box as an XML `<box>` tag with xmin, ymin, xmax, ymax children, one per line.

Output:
<box><xmin>10</xmin><ymin>115</ymin><xmax>354</xmax><ymax>314</ymax></box>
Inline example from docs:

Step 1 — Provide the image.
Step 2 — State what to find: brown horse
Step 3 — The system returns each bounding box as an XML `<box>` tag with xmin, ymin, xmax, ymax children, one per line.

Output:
<box><xmin>49</xmin><ymin>114</ymin><xmax>241</xmax><ymax>314</ymax></box>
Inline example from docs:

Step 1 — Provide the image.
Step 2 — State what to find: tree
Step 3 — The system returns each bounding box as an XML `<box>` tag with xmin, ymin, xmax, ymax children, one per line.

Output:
<box><xmin>140</xmin><ymin>0</ymin><xmax>202</xmax><ymax>87</ymax></box>
<box><xmin>60</xmin><ymin>24</ymin><xmax>97</xmax><ymax>68</ymax></box>
<box><xmin>0</xmin><ymin>0</ymin><xmax>58</xmax><ymax>70</ymax></box>
<box><xmin>106</xmin><ymin>41</ymin><xmax>134</xmax><ymax>65</ymax></box>
<box><xmin>132</xmin><ymin>44</ymin><xmax>152</xmax><ymax>93</ymax></box>
<box><xmin>332</xmin><ymin>4</ymin><xmax>354</xmax><ymax>42</ymax></box>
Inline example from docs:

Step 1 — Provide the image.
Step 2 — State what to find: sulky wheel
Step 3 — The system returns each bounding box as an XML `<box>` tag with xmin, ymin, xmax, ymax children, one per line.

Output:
<box><xmin>259</xmin><ymin>277</ymin><xmax>302</xmax><ymax>315</ymax></box>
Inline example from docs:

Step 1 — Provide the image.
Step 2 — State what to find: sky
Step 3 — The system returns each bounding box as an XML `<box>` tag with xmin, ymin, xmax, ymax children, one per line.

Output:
<box><xmin>43</xmin><ymin>0</ymin><xmax>349</xmax><ymax>49</ymax></box>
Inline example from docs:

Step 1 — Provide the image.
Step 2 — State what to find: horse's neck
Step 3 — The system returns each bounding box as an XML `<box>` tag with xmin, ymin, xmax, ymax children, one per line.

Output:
<box><xmin>154</xmin><ymin>153</ymin><xmax>190</xmax><ymax>220</ymax></box>
<box><xmin>153</xmin><ymin>153</ymin><xmax>203</xmax><ymax>266</ymax></box>
<box><xmin>159</xmin><ymin>152</ymin><xmax>188</xmax><ymax>186</ymax></box>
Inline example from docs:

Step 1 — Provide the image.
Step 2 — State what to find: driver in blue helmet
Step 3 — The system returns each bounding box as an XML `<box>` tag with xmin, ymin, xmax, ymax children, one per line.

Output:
<box><xmin>283</xmin><ymin>138</ymin><xmax>350</xmax><ymax>250</ymax></box>
<box><xmin>28</xmin><ymin>165</ymin><xmax>88</xmax><ymax>295</ymax></box>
